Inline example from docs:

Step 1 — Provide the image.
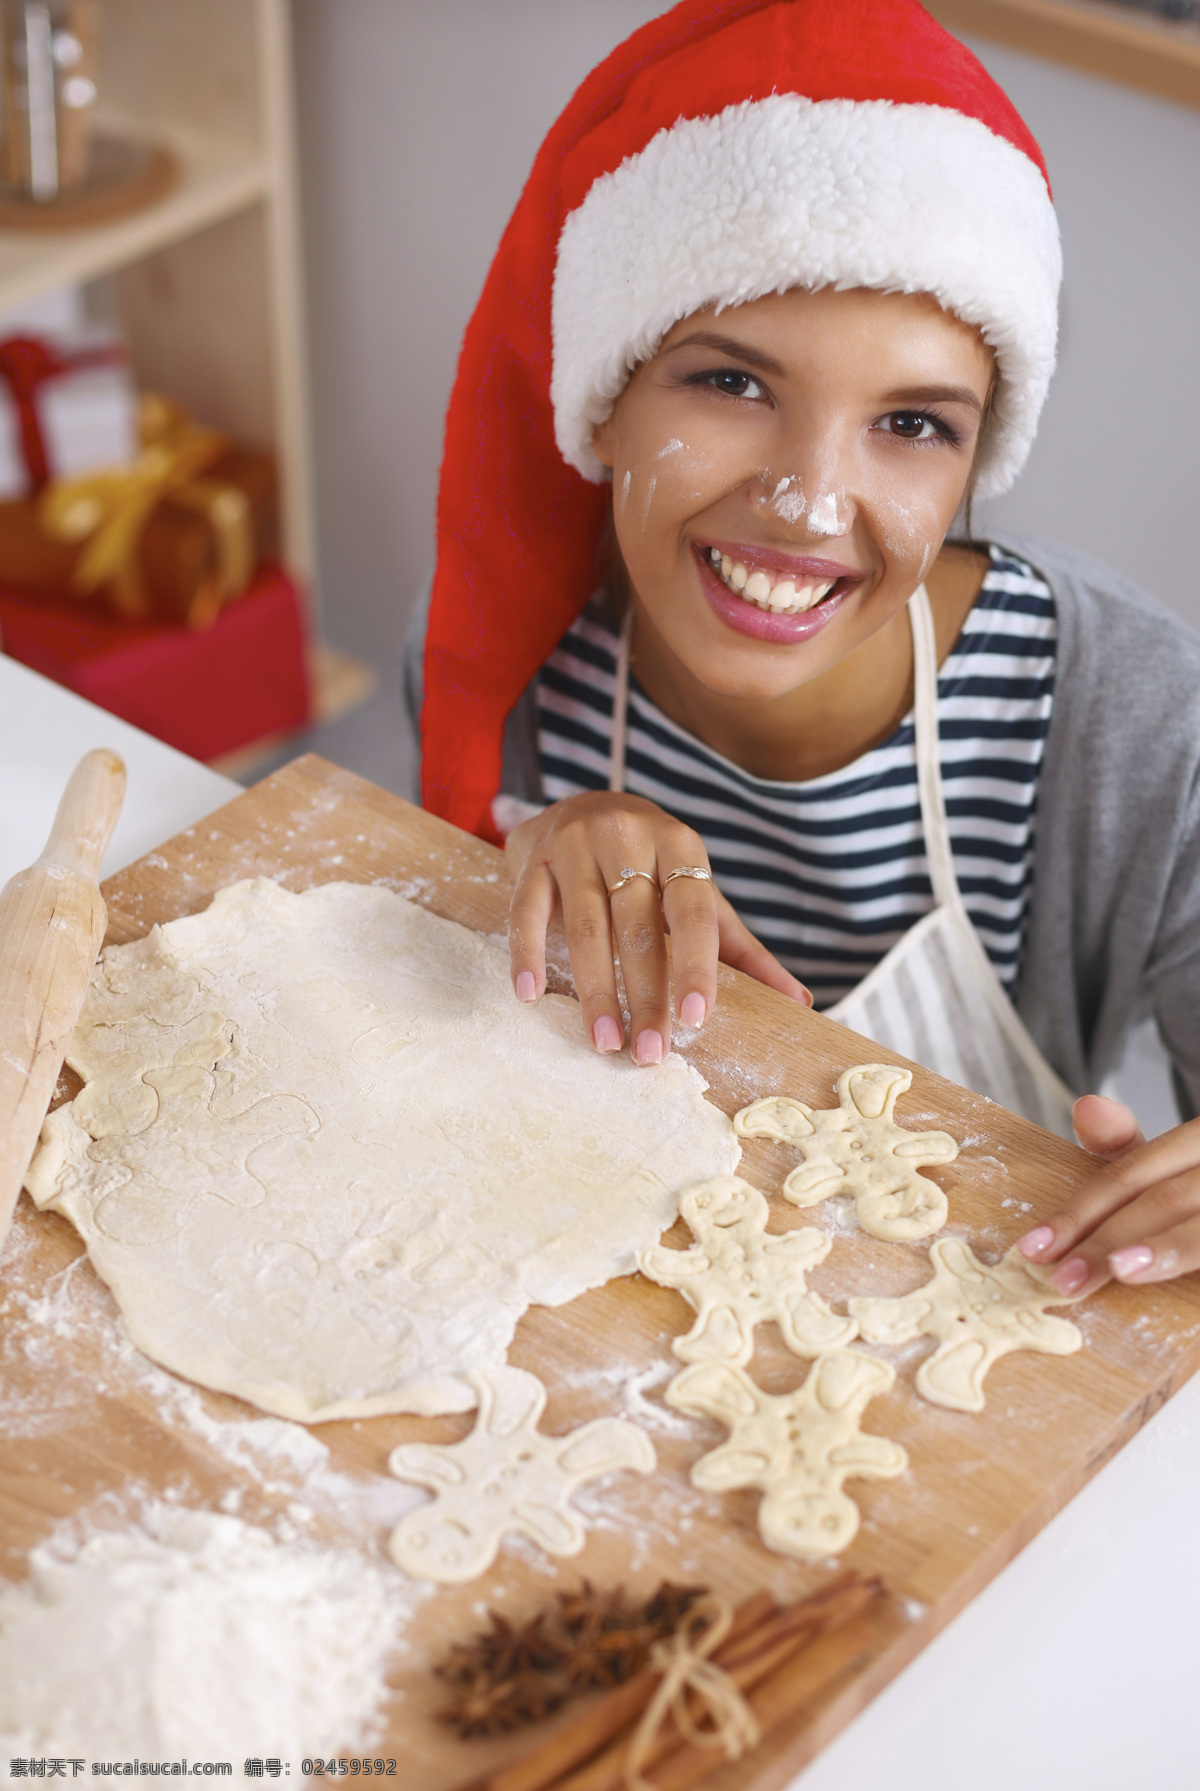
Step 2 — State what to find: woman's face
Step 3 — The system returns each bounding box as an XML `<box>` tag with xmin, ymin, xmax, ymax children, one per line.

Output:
<box><xmin>591</xmin><ymin>285</ymin><xmax>995</xmax><ymax>700</ymax></box>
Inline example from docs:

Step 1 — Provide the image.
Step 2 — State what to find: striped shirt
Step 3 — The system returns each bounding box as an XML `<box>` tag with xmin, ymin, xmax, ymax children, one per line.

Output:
<box><xmin>535</xmin><ymin>545</ymin><xmax>1057</xmax><ymax>1009</ymax></box>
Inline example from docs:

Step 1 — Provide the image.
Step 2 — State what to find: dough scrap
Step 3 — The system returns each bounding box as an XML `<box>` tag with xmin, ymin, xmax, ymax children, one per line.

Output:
<box><xmin>387</xmin><ymin>1365</ymin><xmax>655</xmax><ymax>1582</ymax></box>
<box><xmin>638</xmin><ymin>1175</ymin><xmax>857</xmax><ymax>1365</ymax></box>
<box><xmin>848</xmin><ymin>1238</ymin><xmax>1083</xmax><ymax>1412</ymax></box>
<box><xmin>25</xmin><ymin>879</ymin><xmax>739</xmax><ymax>1422</ymax></box>
<box><xmin>667</xmin><ymin>1353</ymin><xmax>906</xmax><ymax>1562</ymax></box>
<box><xmin>735</xmin><ymin>1064</ymin><xmax>958</xmax><ymax>1241</ymax></box>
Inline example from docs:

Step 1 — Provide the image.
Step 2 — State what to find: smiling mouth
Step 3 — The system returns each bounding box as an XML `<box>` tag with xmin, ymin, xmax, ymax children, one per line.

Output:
<box><xmin>704</xmin><ymin>546</ymin><xmax>838</xmax><ymax>615</ymax></box>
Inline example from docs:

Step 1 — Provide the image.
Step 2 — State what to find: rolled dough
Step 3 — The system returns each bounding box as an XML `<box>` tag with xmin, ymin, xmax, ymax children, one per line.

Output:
<box><xmin>25</xmin><ymin>879</ymin><xmax>738</xmax><ymax>1422</ymax></box>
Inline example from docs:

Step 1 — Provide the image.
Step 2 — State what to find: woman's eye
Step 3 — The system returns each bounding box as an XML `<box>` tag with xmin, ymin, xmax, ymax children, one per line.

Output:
<box><xmin>690</xmin><ymin>367</ymin><xmax>767</xmax><ymax>401</ymax></box>
<box><xmin>881</xmin><ymin>410</ymin><xmax>943</xmax><ymax>441</ymax></box>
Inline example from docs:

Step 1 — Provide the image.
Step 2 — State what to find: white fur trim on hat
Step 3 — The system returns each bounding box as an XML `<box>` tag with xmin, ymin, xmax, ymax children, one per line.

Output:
<box><xmin>550</xmin><ymin>96</ymin><xmax>1061</xmax><ymax>499</ymax></box>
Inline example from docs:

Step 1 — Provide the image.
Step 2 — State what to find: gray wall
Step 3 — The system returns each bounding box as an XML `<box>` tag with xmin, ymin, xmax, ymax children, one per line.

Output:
<box><xmin>292</xmin><ymin>2</ymin><xmax>1200</xmax><ymax>667</ymax></box>
<box><xmin>964</xmin><ymin>36</ymin><xmax>1200</xmax><ymax>614</ymax></box>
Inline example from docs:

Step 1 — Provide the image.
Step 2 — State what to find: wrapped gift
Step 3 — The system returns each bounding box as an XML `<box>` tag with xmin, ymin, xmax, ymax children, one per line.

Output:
<box><xmin>0</xmin><ymin>393</ymin><xmax>278</xmax><ymax>627</ymax></box>
<box><xmin>0</xmin><ymin>330</ymin><xmax>137</xmax><ymax>495</ymax></box>
<box><xmin>0</xmin><ymin>561</ymin><xmax>311</xmax><ymax>761</ymax></box>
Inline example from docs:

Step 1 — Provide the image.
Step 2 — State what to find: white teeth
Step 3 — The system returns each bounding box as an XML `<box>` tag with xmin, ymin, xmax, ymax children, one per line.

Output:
<box><xmin>705</xmin><ymin>549</ymin><xmax>839</xmax><ymax>613</ymax></box>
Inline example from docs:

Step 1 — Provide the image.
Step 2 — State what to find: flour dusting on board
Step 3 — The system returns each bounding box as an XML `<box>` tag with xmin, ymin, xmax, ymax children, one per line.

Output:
<box><xmin>1</xmin><ymin>1200</ymin><xmax>426</xmax><ymax>1537</ymax></box>
<box><xmin>0</xmin><ymin>1497</ymin><xmax>411</xmax><ymax>1768</ymax></box>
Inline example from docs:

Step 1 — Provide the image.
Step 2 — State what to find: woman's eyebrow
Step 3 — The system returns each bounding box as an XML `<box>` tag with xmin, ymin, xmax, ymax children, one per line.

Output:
<box><xmin>881</xmin><ymin>384</ymin><xmax>984</xmax><ymax>414</ymax></box>
<box><xmin>662</xmin><ymin>331</ymin><xmax>787</xmax><ymax>376</ymax></box>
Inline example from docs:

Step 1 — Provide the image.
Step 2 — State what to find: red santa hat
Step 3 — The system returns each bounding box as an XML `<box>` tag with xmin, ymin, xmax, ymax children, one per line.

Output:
<box><xmin>423</xmin><ymin>0</ymin><xmax>1061</xmax><ymax>842</ymax></box>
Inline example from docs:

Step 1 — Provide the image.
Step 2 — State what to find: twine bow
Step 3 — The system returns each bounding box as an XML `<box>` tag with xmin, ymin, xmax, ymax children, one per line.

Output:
<box><xmin>37</xmin><ymin>393</ymin><xmax>253</xmax><ymax>622</ymax></box>
<box><xmin>623</xmin><ymin>1595</ymin><xmax>761</xmax><ymax>1791</ymax></box>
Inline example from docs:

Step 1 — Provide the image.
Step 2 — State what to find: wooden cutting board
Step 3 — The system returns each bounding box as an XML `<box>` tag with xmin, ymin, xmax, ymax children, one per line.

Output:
<box><xmin>3</xmin><ymin>752</ymin><xmax>1199</xmax><ymax>1789</ymax></box>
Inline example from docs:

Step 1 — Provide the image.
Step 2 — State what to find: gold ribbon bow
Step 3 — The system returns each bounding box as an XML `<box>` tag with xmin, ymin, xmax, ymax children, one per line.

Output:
<box><xmin>37</xmin><ymin>394</ymin><xmax>254</xmax><ymax>624</ymax></box>
<box><xmin>624</xmin><ymin>1595</ymin><xmax>761</xmax><ymax>1791</ymax></box>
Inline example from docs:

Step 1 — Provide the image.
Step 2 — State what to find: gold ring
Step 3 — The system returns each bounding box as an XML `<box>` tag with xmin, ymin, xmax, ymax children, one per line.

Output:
<box><xmin>661</xmin><ymin>866</ymin><xmax>713</xmax><ymax>890</ymax></box>
<box><xmin>607</xmin><ymin>866</ymin><xmax>659</xmax><ymax>897</ymax></box>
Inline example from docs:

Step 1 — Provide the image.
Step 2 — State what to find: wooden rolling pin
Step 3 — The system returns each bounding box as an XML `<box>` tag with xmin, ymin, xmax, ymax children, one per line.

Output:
<box><xmin>0</xmin><ymin>748</ymin><xmax>126</xmax><ymax>1253</ymax></box>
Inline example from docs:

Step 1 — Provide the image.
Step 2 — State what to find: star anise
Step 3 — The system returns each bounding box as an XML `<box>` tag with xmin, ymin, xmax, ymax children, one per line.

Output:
<box><xmin>434</xmin><ymin>1609</ymin><xmax>555</xmax><ymax>1687</ymax></box>
<box><xmin>436</xmin><ymin>1666</ymin><xmax>569</xmax><ymax>1739</ymax></box>
<box><xmin>431</xmin><ymin>1578</ymin><xmax>711</xmax><ymax>1738</ymax></box>
<box><xmin>559</xmin><ymin>1618</ymin><xmax>650</xmax><ymax>1690</ymax></box>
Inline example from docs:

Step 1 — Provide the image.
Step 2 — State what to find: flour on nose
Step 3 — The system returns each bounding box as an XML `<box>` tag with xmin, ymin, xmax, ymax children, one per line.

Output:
<box><xmin>806</xmin><ymin>488</ymin><xmax>847</xmax><ymax>536</ymax></box>
<box><xmin>768</xmin><ymin>474</ymin><xmax>807</xmax><ymax>526</ymax></box>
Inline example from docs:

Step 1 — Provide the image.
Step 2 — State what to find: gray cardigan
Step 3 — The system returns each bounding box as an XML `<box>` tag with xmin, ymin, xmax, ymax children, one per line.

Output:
<box><xmin>403</xmin><ymin>537</ymin><xmax>1200</xmax><ymax>1112</ymax></box>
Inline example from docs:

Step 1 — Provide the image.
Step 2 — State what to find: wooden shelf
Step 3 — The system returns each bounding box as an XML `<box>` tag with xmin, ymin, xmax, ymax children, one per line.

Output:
<box><xmin>926</xmin><ymin>0</ymin><xmax>1200</xmax><ymax>108</ymax></box>
<box><xmin>0</xmin><ymin>124</ymin><xmax>271</xmax><ymax>316</ymax></box>
<box><xmin>0</xmin><ymin>0</ymin><xmax>315</xmax><ymax>596</ymax></box>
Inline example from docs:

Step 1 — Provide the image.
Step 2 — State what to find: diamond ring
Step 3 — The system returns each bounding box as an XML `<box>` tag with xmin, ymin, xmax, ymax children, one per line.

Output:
<box><xmin>606</xmin><ymin>867</ymin><xmax>659</xmax><ymax>897</ymax></box>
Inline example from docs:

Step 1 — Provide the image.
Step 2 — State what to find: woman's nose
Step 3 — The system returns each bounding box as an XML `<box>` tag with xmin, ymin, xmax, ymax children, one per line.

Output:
<box><xmin>747</xmin><ymin>467</ymin><xmax>852</xmax><ymax>538</ymax></box>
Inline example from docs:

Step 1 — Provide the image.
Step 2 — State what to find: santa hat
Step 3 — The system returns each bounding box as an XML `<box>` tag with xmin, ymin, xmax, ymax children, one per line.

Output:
<box><xmin>424</xmin><ymin>0</ymin><xmax>1061</xmax><ymax>842</ymax></box>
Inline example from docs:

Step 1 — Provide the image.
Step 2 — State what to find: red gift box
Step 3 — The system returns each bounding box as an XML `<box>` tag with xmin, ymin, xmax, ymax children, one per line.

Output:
<box><xmin>0</xmin><ymin>561</ymin><xmax>312</xmax><ymax>761</ymax></box>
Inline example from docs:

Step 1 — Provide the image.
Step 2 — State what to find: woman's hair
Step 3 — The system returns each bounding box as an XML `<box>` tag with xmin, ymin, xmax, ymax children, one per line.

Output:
<box><xmin>596</xmin><ymin>505</ymin><xmax>632</xmax><ymax>627</ymax></box>
<box><xmin>960</xmin><ymin>368</ymin><xmax>1000</xmax><ymax>548</ymax></box>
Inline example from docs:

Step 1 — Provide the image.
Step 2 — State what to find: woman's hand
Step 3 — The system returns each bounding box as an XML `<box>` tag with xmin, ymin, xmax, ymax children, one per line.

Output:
<box><xmin>505</xmin><ymin>792</ymin><xmax>810</xmax><ymax>1063</ymax></box>
<box><xmin>1018</xmin><ymin>1093</ymin><xmax>1200</xmax><ymax>1294</ymax></box>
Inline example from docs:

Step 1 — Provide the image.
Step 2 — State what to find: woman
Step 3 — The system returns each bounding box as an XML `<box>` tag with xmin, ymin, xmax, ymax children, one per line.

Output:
<box><xmin>408</xmin><ymin>0</ymin><xmax>1200</xmax><ymax>1298</ymax></box>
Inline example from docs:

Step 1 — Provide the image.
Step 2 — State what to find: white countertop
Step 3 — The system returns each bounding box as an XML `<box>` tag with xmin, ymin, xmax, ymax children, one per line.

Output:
<box><xmin>3</xmin><ymin>654</ymin><xmax>1195</xmax><ymax>1788</ymax></box>
<box><xmin>0</xmin><ymin>654</ymin><xmax>238</xmax><ymax>887</ymax></box>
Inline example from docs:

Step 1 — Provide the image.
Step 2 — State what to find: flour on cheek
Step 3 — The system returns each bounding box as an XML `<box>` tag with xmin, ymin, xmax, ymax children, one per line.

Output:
<box><xmin>864</xmin><ymin>477</ymin><xmax>947</xmax><ymax>593</ymax></box>
<box><xmin>616</xmin><ymin>436</ymin><xmax>715</xmax><ymax>543</ymax></box>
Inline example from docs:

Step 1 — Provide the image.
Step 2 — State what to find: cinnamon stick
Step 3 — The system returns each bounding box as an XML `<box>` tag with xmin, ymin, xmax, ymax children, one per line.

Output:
<box><xmin>449</xmin><ymin>1592</ymin><xmax>778</xmax><ymax>1791</ymax></box>
<box><xmin>716</xmin><ymin>1572</ymin><xmax>863</xmax><ymax>1672</ymax></box>
<box><xmin>549</xmin><ymin>1577</ymin><xmax>878</xmax><ymax>1791</ymax></box>
<box><xmin>645</xmin><ymin>1581</ymin><xmax>885</xmax><ymax>1791</ymax></box>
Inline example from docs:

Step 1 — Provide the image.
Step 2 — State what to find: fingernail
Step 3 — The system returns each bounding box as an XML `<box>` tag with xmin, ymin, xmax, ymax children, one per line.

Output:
<box><xmin>1051</xmin><ymin>1257</ymin><xmax>1089</xmax><ymax>1296</ymax></box>
<box><xmin>516</xmin><ymin>970</ymin><xmax>537</xmax><ymax>1003</ymax></box>
<box><xmin>1018</xmin><ymin>1225</ymin><xmax>1055</xmax><ymax>1259</ymax></box>
<box><xmin>679</xmin><ymin>992</ymin><xmax>706</xmax><ymax>1029</ymax></box>
<box><xmin>1110</xmin><ymin>1244</ymin><xmax>1155</xmax><ymax>1280</ymax></box>
<box><xmin>592</xmin><ymin>1014</ymin><xmax>622</xmax><ymax>1053</ymax></box>
<box><xmin>634</xmin><ymin>1028</ymin><xmax>664</xmax><ymax>1066</ymax></box>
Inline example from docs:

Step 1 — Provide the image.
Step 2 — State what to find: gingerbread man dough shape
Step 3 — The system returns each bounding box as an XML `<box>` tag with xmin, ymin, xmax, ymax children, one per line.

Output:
<box><xmin>735</xmin><ymin>1064</ymin><xmax>958</xmax><ymax>1242</ymax></box>
<box><xmin>848</xmin><ymin>1238</ymin><xmax>1084</xmax><ymax>1413</ymax></box>
<box><xmin>639</xmin><ymin>1176</ymin><xmax>857</xmax><ymax>1366</ymax></box>
<box><xmin>667</xmin><ymin>1352</ymin><xmax>907</xmax><ymax>1561</ymax></box>
<box><xmin>387</xmin><ymin>1365</ymin><xmax>656</xmax><ymax>1582</ymax></box>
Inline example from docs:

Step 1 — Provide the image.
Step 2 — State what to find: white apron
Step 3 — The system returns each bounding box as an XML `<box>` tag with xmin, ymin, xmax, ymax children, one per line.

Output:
<box><xmin>610</xmin><ymin>588</ymin><xmax>1078</xmax><ymax>1138</ymax></box>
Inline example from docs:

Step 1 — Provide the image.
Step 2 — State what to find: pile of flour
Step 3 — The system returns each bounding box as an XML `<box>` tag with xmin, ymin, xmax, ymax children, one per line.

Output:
<box><xmin>0</xmin><ymin>1499</ymin><xmax>405</xmax><ymax>1764</ymax></box>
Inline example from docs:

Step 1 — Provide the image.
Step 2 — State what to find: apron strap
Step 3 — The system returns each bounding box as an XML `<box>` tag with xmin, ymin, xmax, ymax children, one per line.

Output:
<box><xmin>908</xmin><ymin>585</ymin><xmax>963</xmax><ymax>914</ymax></box>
